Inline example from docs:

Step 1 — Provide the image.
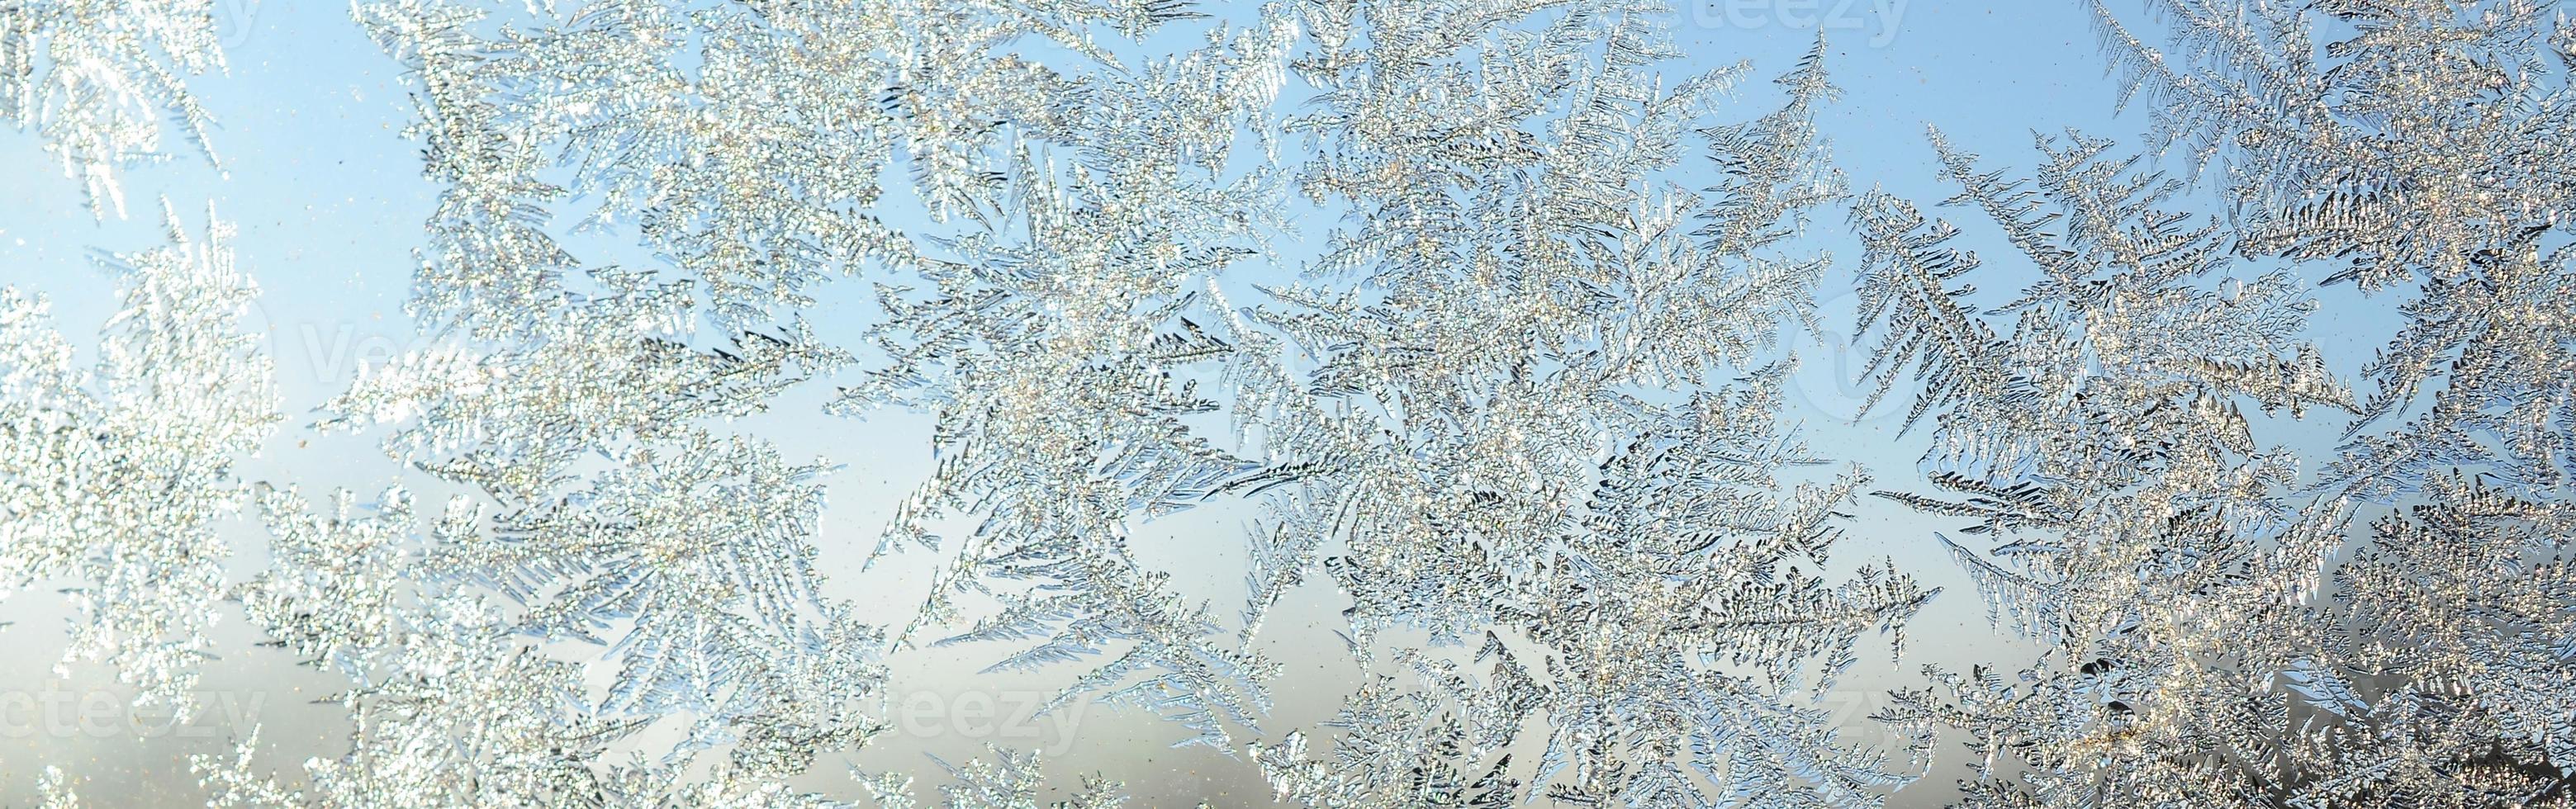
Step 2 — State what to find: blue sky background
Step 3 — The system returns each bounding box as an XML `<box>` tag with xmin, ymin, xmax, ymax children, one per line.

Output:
<box><xmin>0</xmin><ymin>1</ymin><xmax>2402</xmax><ymax>805</ymax></box>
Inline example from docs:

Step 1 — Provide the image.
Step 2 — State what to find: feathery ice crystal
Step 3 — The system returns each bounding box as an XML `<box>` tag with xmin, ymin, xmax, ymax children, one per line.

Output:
<box><xmin>7</xmin><ymin>1</ymin><xmax>2576</xmax><ymax>807</ymax></box>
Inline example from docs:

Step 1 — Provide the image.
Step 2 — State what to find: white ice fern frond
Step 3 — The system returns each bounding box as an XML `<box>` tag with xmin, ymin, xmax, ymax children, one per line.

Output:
<box><xmin>0</xmin><ymin>201</ymin><xmax>274</xmax><ymax>723</ymax></box>
<box><xmin>1</xmin><ymin>0</ymin><xmax>229</xmax><ymax>217</ymax></box>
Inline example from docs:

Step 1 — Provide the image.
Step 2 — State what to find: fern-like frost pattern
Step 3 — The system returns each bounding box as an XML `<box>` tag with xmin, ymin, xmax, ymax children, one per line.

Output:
<box><xmin>6</xmin><ymin>0</ymin><xmax>2576</xmax><ymax>807</ymax></box>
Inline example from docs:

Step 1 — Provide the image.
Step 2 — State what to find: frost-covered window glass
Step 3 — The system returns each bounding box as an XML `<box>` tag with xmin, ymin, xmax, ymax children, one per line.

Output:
<box><xmin>5</xmin><ymin>1</ymin><xmax>2574</xmax><ymax>807</ymax></box>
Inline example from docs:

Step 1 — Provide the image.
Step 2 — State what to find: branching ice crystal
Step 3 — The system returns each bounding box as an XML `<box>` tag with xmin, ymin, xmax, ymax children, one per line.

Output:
<box><xmin>197</xmin><ymin>485</ymin><xmax>637</xmax><ymax>806</ymax></box>
<box><xmin>0</xmin><ymin>201</ymin><xmax>274</xmax><ymax>723</ymax></box>
<box><xmin>1234</xmin><ymin>7</ymin><xmax>1928</xmax><ymax>804</ymax></box>
<box><xmin>12</xmin><ymin>0</ymin><xmax>2576</xmax><ymax>807</ymax></box>
<box><xmin>1</xmin><ymin>0</ymin><xmax>228</xmax><ymax>216</ymax></box>
<box><xmin>860</xmin><ymin>746</ymin><xmax>1130</xmax><ymax>809</ymax></box>
<box><xmin>1852</xmin><ymin>130</ymin><xmax>2351</xmax><ymax>807</ymax></box>
<box><xmin>1853</xmin><ymin>2</ymin><xmax>2576</xmax><ymax>806</ymax></box>
<box><xmin>833</xmin><ymin>5</ymin><xmax>1300</xmax><ymax>753</ymax></box>
<box><xmin>309</xmin><ymin>0</ymin><xmax>1293</xmax><ymax>792</ymax></box>
<box><xmin>322</xmin><ymin>0</ymin><xmax>1934</xmax><ymax>801</ymax></box>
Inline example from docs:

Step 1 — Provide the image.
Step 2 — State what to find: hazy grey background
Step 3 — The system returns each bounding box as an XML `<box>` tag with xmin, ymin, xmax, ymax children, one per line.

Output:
<box><xmin>0</xmin><ymin>1</ymin><xmax>2393</xmax><ymax>805</ymax></box>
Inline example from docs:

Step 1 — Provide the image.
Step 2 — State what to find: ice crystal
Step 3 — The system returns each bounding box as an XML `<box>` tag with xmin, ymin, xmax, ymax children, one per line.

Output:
<box><xmin>304</xmin><ymin>274</ymin><xmax>885</xmax><ymax>771</ymax></box>
<box><xmin>1233</xmin><ymin>10</ymin><xmax>1927</xmax><ymax>804</ymax></box>
<box><xmin>320</xmin><ymin>0</ymin><xmax>1933</xmax><ymax>800</ymax></box>
<box><xmin>12</xmin><ymin>0</ymin><xmax>2576</xmax><ymax>807</ymax></box>
<box><xmin>35</xmin><ymin>766</ymin><xmax>78</xmax><ymax>809</ymax></box>
<box><xmin>830</xmin><ymin>4</ymin><xmax>1300</xmax><ymax>753</ymax></box>
<box><xmin>197</xmin><ymin>486</ymin><xmax>639</xmax><ymax>807</ymax></box>
<box><xmin>860</xmin><ymin>747</ymin><xmax>1130</xmax><ymax>809</ymax></box>
<box><xmin>1852</xmin><ymin>130</ymin><xmax>2351</xmax><ymax>807</ymax></box>
<box><xmin>1</xmin><ymin>0</ymin><xmax>227</xmax><ymax>217</ymax></box>
<box><xmin>320</xmin><ymin>0</ymin><xmax>1288</xmax><ymax>790</ymax></box>
<box><xmin>0</xmin><ymin>201</ymin><xmax>274</xmax><ymax>722</ymax></box>
<box><xmin>1850</xmin><ymin>2</ymin><xmax>2576</xmax><ymax>805</ymax></box>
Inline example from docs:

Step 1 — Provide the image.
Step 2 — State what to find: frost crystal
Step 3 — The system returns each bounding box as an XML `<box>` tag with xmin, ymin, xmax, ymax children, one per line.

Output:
<box><xmin>1233</xmin><ymin>9</ymin><xmax>1926</xmax><ymax>805</ymax></box>
<box><xmin>1</xmin><ymin>0</ymin><xmax>227</xmax><ymax>216</ymax></box>
<box><xmin>1</xmin><ymin>201</ymin><xmax>274</xmax><ymax>722</ymax></box>
<box><xmin>11</xmin><ymin>0</ymin><xmax>2576</xmax><ymax>807</ymax></box>
<box><xmin>1853</xmin><ymin>2</ymin><xmax>2576</xmax><ymax>806</ymax></box>
<box><xmin>200</xmin><ymin>486</ymin><xmax>632</xmax><ymax>806</ymax></box>
<box><xmin>873</xmin><ymin>747</ymin><xmax>1131</xmax><ymax>809</ymax></box>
